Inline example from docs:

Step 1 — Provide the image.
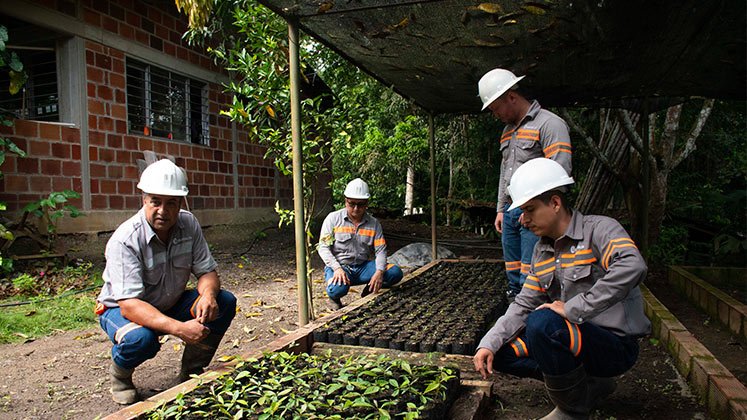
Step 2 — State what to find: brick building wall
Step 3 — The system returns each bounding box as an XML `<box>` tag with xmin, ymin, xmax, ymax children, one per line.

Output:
<box><xmin>0</xmin><ymin>0</ymin><xmax>295</xmax><ymax>232</ymax></box>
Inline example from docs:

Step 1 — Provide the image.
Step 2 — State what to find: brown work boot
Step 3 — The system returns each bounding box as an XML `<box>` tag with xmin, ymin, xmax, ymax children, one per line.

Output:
<box><xmin>178</xmin><ymin>333</ymin><xmax>224</xmax><ymax>383</ymax></box>
<box><xmin>110</xmin><ymin>362</ymin><xmax>138</xmax><ymax>405</ymax></box>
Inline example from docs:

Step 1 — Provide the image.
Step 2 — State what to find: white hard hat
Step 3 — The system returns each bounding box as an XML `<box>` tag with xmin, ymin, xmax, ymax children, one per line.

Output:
<box><xmin>343</xmin><ymin>178</ymin><xmax>370</xmax><ymax>200</ymax></box>
<box><xmin>507</xmin><ymin>158</ymin><xmax>573</xmax><ymax>211</ymax></box>
<box><xmin>478</xmin><ymin>68</ymin><xmax>525</xmax><ymax>111</ymax></box>
<box><xmin>137</xmin><ymin>159</ymin><xmax>189</xmax><ymax>196</ymax></box>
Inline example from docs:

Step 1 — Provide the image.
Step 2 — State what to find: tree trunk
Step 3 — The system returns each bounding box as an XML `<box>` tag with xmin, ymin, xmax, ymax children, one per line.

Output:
<box><xmin>404</xmin><ymin>164</ymin><xmax>414</xmax><ymax>215</ymax></box>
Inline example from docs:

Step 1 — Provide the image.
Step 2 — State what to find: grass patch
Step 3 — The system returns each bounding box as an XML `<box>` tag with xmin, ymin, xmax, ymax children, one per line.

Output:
<box><xmin>0</xmin><ymin>292</ymin><xmax>98</xmax><ymax>344</ymax></box>
<box><xmin>0</xmin><ymin>293</ymin><xmax>98</xmax><ymax>344</ymax></box>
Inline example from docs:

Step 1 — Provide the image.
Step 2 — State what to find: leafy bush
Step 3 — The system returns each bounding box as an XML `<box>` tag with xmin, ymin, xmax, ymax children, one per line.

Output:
<box><xmin>11</xmin><ymin>273</ymin><xmax>37</xmax><ymax>295</ymax></box>
<box><xmin>648</xmin><ymin>225</ymin><xmax>689</xmax><ymax>267</ymax></box>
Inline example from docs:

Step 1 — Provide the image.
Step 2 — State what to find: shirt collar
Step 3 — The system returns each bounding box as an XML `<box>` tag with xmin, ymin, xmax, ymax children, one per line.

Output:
<box><xmin>522</xmin><ymin>100</ymin><xmax>542</xmax><ymax>124</ymax></box>
<box><xmin>536</xmin><ymin>208</ymin><xmax>584</xmax><ymax>249</ymax></box>
<box><xmin>343</xmin><ymin>209</ymin><xmax>369</xmax><ymax>225</ymax></box>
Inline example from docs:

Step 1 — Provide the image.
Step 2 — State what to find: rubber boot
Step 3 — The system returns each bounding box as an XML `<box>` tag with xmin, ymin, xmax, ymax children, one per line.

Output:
<box><xmin>588</xmin><ymin>376</ymin><xmax>617</xmax><ymax>405</ymax></box>
<box><xmin>178</xmin><ymin>333</ymin><xmax>224</xmax><ymax>382</ymax></box>
<box><xmin>540</xmin><ymin>365</ymin><xmax>590</xmax><ymax>420</ymax></box>
<box><xmin>110</xmin><ymin>362</ymin><xmax>138</xmax><ymax>405</ymax></box>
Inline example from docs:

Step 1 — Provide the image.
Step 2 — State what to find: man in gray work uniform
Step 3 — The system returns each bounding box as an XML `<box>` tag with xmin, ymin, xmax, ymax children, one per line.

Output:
<box><xmin>96</xmin><ymin>159</ymin><xmax>236</xmax><ymax>405</ymax></box>
<box><xmin>318</xmin><ymin>178</ymin><xmax>403</xmax><ymax>310</ymax></box>
<box><xmin>478</xmin><ymin>68</ymin><xmax>573</xmax><ymax>299</ymax></box>
<box><xmin>474</xmin><ymin>158</ymin><xmax>650</xmax><ymax>420</ymax></box>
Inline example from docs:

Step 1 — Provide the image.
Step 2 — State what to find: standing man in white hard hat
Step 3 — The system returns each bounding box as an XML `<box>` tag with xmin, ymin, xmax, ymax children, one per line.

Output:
<box><xmin>95</xmin><ymin>159</ymin><xmax>237</xmax><ymax>405</ymax></box>
<box><xmin>318</xmin><ymin>178</ymin><xmax>404</xmax><ymax>310</ymax></box>
<box><xmin>478</xmin><ymin>68</ymin><xmax>573</xmax><ymax>300</ymax></box>
<box><xmin>474</xmin><ymin>158</ymin><xmax>650</xmax><ymax>420</ymax></box>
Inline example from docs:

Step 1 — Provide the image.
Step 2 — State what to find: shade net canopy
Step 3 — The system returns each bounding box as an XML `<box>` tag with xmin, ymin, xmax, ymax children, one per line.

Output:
<box><xmin>258</xmin><ymin>0</ymin><xmax>745</xmax><ymax>113</ymax></box>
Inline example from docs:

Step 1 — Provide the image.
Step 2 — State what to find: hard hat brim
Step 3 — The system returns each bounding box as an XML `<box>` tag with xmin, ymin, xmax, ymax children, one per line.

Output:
<box><xmin>507</xmin><ymin>177</ymin><xmax>573</xmax><ymax>211</ymax></box>
<box><xmin>480</xmin><ymin>75</ymin><xmax>525</xmax><ymax>111</ymax></box>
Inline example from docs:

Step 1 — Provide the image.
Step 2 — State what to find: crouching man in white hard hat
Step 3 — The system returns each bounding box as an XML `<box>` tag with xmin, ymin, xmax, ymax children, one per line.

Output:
<box><xmin>478</xmin><ymin>68</ymin><xmax>573</xmax><ymax>300</ymax></box>
<box><xmin>318</xmin><ymin>178</ymin><xmax>404</xmax><ymax>310</ymax></box>
<box><xmin>95</xmin><ymin>159</ymin><xmax>237</xmax><ymax>405</ymax></box>
<box><xmin>474</xmin><ymin>158</ymin><xmax>650</xmax><ymax>420</ymax></box>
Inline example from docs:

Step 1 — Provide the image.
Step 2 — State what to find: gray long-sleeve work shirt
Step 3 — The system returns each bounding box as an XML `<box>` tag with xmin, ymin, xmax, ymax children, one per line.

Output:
<box><xmin>317</xmin><ymin>208</ymin><xmax>388</xmax><ymax>271</ymax></box>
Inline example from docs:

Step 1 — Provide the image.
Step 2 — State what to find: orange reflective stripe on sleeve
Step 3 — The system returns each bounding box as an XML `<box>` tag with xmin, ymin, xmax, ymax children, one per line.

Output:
<box><xmin>520</xmin><ymin>263</ymin><xmax>531</xmax><ymax>275</ymax></box>
<box><xmin>510</xmin><ymin>337</ymin><xmax>529</xmax><ymax>358</ymax></box>
<box><xmin>357</xmin><ymin>228</ymin><xmax>376</xmax><ymax>237</ymax></box>
<box><xmin>602</xmin><ymin>238</ymin><xmax>638</xmax><ymax>270</ymax></box>
<box><xmin>523</xmin><ymin>275</ymin><xmax>546</xmax><ymax>292</ymax></box>
<box><xmin>374</xmin><ymin>238</ymin><xmax>386</xmax><ymax>246</ymax></box>
<box><xmin>543</xmin><ymin>142</ymin><xmax>572</xmax><ymax>157</ymax></box>
<box><xmin>565</xmin><ymin>319</ymin><xmax>582</xmax><ymax>357</ymax></box>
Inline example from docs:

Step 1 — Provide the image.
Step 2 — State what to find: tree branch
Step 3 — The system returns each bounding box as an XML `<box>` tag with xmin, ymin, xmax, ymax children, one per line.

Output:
<box><xmin>615</xmin><ymin>108</ymin><xmax>657</xmax><ymax>170</ymax></box>
<box><xmin>560</xmin><ymin>109</ymin><xmax>624</xmax><ymax>180</ymax></box>
<box><xmin>671</xmin><ymin>99</ymin><xmax>715</xmax><ymax>169</ymax></box>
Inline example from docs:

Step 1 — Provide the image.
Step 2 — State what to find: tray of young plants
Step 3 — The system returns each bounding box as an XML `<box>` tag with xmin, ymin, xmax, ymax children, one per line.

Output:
<box><xmin>145</xmin><ymin>351</ymin><xmax>460</xmax><ymax>420</ymax></box>
<box><xmin>314</xmin><ymin>261</ymin><xmax>508</xmax><ymax>355</ymax></box>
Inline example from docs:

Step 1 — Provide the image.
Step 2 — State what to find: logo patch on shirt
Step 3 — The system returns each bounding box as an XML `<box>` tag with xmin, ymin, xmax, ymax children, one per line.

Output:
<box><xmin>570</xmin><ymin>245</ymin><xmax>577</xmax><ymax>253</ymax></box>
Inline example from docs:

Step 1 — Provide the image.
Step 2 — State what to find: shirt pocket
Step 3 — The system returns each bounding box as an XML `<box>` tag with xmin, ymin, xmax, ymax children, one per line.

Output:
<box><xmin>516</xmin><ymin>139</ymin><xmax>539</xmax><ymax>160</ymax></box>
<box><xmin>333</xmin><ymin>233</ymin><xmax>354</xmax><ymax>255</ymax></box>
<box><xmin>143</xmin><ymin>265</ymin><xmax>164</xmax><ymax>286</ymax></box>
<box><xmin>172</xmin><ymin>253</ymin><xmax>193</xmax><ymax>281</ymax></box>
<box><xmin>561</xmin><ymin>264</ymin><xmax>592</xmax><ymax>299</ymax></box>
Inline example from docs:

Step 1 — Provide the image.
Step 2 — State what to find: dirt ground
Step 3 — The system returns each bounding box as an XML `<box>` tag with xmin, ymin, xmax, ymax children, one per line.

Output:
<box><xmin>0</xmin><ymin>218</ymin><xmax>710</xmax><ymax>419</ymax></box>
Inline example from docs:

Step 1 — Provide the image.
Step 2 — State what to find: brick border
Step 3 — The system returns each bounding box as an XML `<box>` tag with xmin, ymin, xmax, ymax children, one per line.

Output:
<box><xmin>642</xmin><ymin>284</ymin><xmax>747</xmax><ymax>419</ymax></box>
<box><xmin>669</xmin><ymin>266</ymin><xmax>747</xmax><ymax>341</ymax></box>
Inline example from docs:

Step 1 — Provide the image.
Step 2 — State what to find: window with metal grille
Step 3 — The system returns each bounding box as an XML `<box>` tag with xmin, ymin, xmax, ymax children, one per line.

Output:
<box><xmin>126</xmin><ymin>58</ymin><xmax>209</xmax><ymax>145</ymax></box>
<box><xmin>0</xmin><ymin>48</ymin><xmax>59</xmax><ymax>122</ymax></box>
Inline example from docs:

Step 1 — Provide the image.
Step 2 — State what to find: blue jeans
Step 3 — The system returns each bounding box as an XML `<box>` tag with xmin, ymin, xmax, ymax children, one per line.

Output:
<box><xmin>325</xmin><ymin>261</ymin><xmax>403</xmax><ymax>299</ymax></box>
<box><xmin>502</xmin><ymin>203</ymin><xmax>539</xmax><ymax>294</ymax></box>
<box><xmin>493</xmin><ymin>309</ymin><xmax>639</xmax><ymax>377</ymax></box>
<box><xmin>99</xmin><ymin>289</ymin><xmax>237</xmax><ymax>369</ymax></box>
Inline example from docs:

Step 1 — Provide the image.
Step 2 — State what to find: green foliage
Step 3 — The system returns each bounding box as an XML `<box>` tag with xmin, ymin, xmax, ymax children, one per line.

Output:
<box><xmin>0</xmin><ymin>294</ymin><xmax>97</xmax><ymax>344</ymax></box>
<box><xmin>647</xmin><ymin>225</ymin><xmax>688</xmax><ymax>268</ymax></box>
<box><xmin>11</xmin><ymin>273</ymin><xmax>37</xmax><ymax>294</ymax></box>
<box><xmin>22</xmin><ymin>189</ymin><xmax>82</xmax><ymax>235</ymax></box>
<box><xmin>147</xmin><ymin>351</ymin><xmax>457</xmax><ymax>419</ymax></box>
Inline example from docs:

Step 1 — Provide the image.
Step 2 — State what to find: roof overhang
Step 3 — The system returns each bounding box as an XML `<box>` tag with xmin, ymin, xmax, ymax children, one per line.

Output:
<box><xmin>258</xmin><ymin>0</ymin><xmax>746</xmax><ymax>113</ymax></box>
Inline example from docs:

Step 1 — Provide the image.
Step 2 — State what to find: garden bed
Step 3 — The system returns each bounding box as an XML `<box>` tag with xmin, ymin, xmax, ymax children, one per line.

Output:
<box><xmin>312</xmin><ymin>261</ymin><xmax>508</xmax><ymax>355</ymax></box>
<box><xmin>142</xmin><ymin>350</ymin><xmax>460</xmax><ymax>419</ymax></box>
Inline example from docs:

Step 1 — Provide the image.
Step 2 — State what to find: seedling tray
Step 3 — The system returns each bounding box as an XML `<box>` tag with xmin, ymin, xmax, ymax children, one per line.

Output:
<box><xmin>313</xmin><ymin>261</ymin><xmax>508</xmax><ymax>355</ymax></box>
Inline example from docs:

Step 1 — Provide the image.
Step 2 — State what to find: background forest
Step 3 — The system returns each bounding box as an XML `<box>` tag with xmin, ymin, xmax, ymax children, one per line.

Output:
<box><xmin>180</xmin><ymin>0</ymin><xmax>746</xmax><ymax>269</ymax></box>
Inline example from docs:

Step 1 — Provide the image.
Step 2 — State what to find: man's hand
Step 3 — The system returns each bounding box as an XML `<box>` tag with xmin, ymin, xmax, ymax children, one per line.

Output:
<box><xmin>369</xmin><ymin>270</ymin><xmax>384</xmax><ymax>293</ymax></box>
<box><xmin>536</xmin><ymin>300</ymin><xmax>567</xmax><ymax>318</ymax></box>
<box><xmin>494</xmin><ymin>212</ymin><xmax>504</xmax><ymax>233</ymax></box>
<box><xmin>518</xmin><ymin>212</ymin><xmax>525</xmax><ymax>226</ymax></box>
<box><xmin>194</xmin><ymin>293</ymin><xmax>219</xmax><ymax>324</ymax></box>
<box><xmin>329</xmin><ymin>268</ymin><xmax>349</xmax><ymax>286</ymax></box>
<box><xmin>473</xmin><ymin>348</ymin><xmax>495</xmax><ymax>379</ymax></box>
<box><xmin>178</xmin><ymin>319</ymin><xmax>210</xmax><ymax>344</ymax></box>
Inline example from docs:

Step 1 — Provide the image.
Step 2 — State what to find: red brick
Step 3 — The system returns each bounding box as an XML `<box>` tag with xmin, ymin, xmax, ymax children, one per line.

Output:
<box><xmin>119</xmin><ymin>24</ymin><xmax>135</xmax><ymax>40</ymax></box>
<box><xmin>113</xmin><ymin>85</ymin><xmax>126</xmax><ymax>100</ymax></box>
<box><xmin>85</xmin><ymin>50</ymin><xmax>95</xmax><ymax>65</ymax></box>
<box><xmin>149</xmin><ymin>8</ymin><xmax>162</xmax><ymax>24</ymax></box>
<box><xmin>91</xmin><ymin>194</ymin><xmax>108</xmax><ymax>209</ymax></box>
<box><xmin>107</xmin><ymin>165</ymin><xmax>123</xmax><ymax>178</ymax></box>
<box><xmin>110</xmin><ymin>49</ymin><xmax>125</xmax><ymax>60</ymax></box>
<box><xmin>39</xmin><ymin>123</ymin><xmax>61</xmax><ymax>140</ymax></box>
<box><xmin>90</xmin><ymin>164</ymin><xmax>106</xmax><ymax>177</ymax></box>
<box><xmin>28</xmin><ymin>140</ymin><xmax>50</xmax><ymax>156</ymax></box>
<box><xmin>135</xmin><ymin>30</ymin><xmax>148</xmax><ymax>45</ymax></box>
<box><xmin>163</xmin><ymin>42</ymin><xmax>176</xmax><ymax>57</ymax></box>
<box><xmin>117</xmin><ymin>180</ymin><xmax>134</xmax><ymax>195</ymax></box>
<box><xmin>61</xmin><ymin>126</ymin><xmax>79</xmax><ymax>143</ymax></box>
<box><xmin>16</xmin><ymin>157</ymin><xmax>39</xmax><ymax>173</ymax></box>
<box><xmin>86</xmin><ymin>67</ymin><xmax>104</xmax><ymax>83</ymax></box>
<box><xmin>41</xmin><ymin>159</ymin><xmax>62</xmax><ymax>176</ymax></box>
<box><xmin>100</xmin><ymin>180</ymin><xmax>117</xmax><ymax>194</ymax></box>
<box><xmin>29</xmin><ymin>175</ymin><xmax>51</xmax><ymax>192</ymax></box>
<box><xmin>89</xmin><ymin>146</ymin><xmax>98</xmax><ymax>161</ymax></box>
<box><xmin>4</xmin><ymin>175</ymin><xmax>28</xmax><ymax>192</ymax></box>
<box><xmin>112</xmin><ymin>58</ymin><xmax>124</xmax><ymax>74</ymax></box>
<box><xmin>88</xmin><ymin>99</ymin><xmax>106</xmax><ymax>115</ymax></box>
<box><xmin>83</xmin><ymin>8</ymin><xmax>100</xmax><ymax>26</ymax></box>
<box><xmin>116</xmin><ymin>150</ymin><xmax>131</xmax><ymax>164</ymax></box>
<box><xmin>51</xmin><ymin>143</ymin><xmax>71</xmax><ymax>159</ymax></box>
<box><xmin>98</xmin><ymin>117</ymin><xmax>114</xmax><ymax>131</ymax></box>
<box><xmin>124</xmin><ymin>165</ymin><xmax>138</xmax><ymax>179</ymax></box>
<box><xmin>115</xmin><ymin>120</ymin><xmax>127</xmax><ymax>134</ymax></box>
<box><xmin>153</xmin><ymin>141</ymin><xmax>166</xmax><ymax>154</ymax></box>
<box><xmin>71</xmin><ymin>144</ymin><xmax>81</xmax><ymax>160</ymax></box>
<box><xmin>14</xmin><ymin>120</ymin><xmax>39</xmax><ymax>138</ymax></box>
<box><xmin>126</xmin><ymin>196</ymin><xmax>141</xmax><ymax>209</ymax></box>
<box><xmin>139</xmin><ymin>138</ymin><xmax>153</xmax><ymax>151</ymax></box>
<box><xmin>109</xmin><ymin>195</ymin><xmax>124</xmax><ymax>209</ymax></box>
<box><xmin>62</xmin><ymin>161</ymin><xmax>81</xmax><ymax>176</ymax></box>
<box><xmin>107</xmin><ymin>134</ymin><xmax>123</xmax><ymax>149</ymax></box>
<box><xmin>102</xmin><ymin>16</ymin><xmax>118</xmax><ymax>34</ymax></box>
<box><xmin>88</xmin><ymin>115</ymin><xmax>98</xmax><ymax>129</ymax></box>
<box><xmin>111</xmin><ymin>104</ymin><xmax>127</xmax><ymax>120</ymax></box>
<box><xmin>99</xmin><ymin>148</ymin><xmax>115</xmax><ymax>162</ymax></box>
<box><xmin>87</xmin><ymin>82</ymin><xmax>96</xmax><ymax>97</ymax></box>
<box><xmin>52</xmin><ymin>176</ymin><xmax>72</xmax><ymax>191</ymax></box>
